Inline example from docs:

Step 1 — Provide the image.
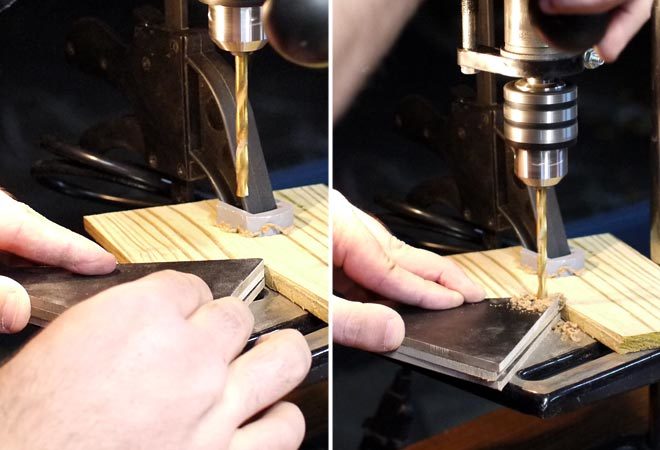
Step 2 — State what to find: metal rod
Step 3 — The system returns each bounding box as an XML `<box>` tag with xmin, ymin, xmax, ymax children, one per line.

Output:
<box><xmin>650</xmin><ymin>383</ymin><xmax>660</xmax><ymax>450</ymax></box>
<box><xmin>461</xmin><ymin>0</ymin><xmax>478</xmax><ymax>75</ymax></box>
<box><xmin>235</xmin><ymin>53</ymin><xmax>249</xmax><ymax>198</ymax></box>
<box><xmin>536</xmin><ymin>187</ymin><xmax>547</xmax><ymax>299</ymax></box>
<box><xmin>476</xmin><ymin>0</ymin><xmax>496</xmax><ymax>105</ymax></box>
<box><xmin>165</xmin><ymin>0</ymin><xmax>189</xmax><ymax>30</ymax></box>
<box><xmin>651</xmin><ymin>0</ymin><xmax>660</xmax><ymax>264</ymax></box>
<box><xmin>461</xmin><ymin>0</ymin><xmax>478</xmax><ymax>50</ymax></box>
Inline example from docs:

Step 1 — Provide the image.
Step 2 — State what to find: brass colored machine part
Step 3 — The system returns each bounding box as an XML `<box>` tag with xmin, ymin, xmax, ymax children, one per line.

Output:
<box><xmin>235</xmin><ymin>52</ymin><xmax>249</xmax><ymax>197</ymax></box>
<box><xmin>536</xmin><ymin>187</ymin><xmax>547</xmax><ymax>299</ymax></box>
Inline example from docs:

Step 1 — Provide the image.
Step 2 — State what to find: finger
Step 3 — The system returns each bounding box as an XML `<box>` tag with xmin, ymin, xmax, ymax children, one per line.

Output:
<box><xmin>333</xmin><ymin>191</ymin><xmax>465</xmax><ymax>309</ymax></box>
<box><xmin>597</xmin><ymin>0</ymin><xmax>651</xmax><ymax>61</ymax></box>
<box><xmin>332</xmin><ymin>296</ymin><xmax>404</xmax><ymax>352</ymax></box>
<box><xmin>0</xmin><ymin>194</ymin><xmax>116</xmax><ymax>274</ymax></box>
<box><xmin>0</xmin><ymin>276</ymin><xmax>30</xmax><ymax>333</ymax></box>
<box><xmin>228</xmin><ymin>402</ymin><xmax>305</xmax><ymax>450</ymax></box>
<box><xmin>333</xmin><ymin>268</ymin><xmax>384</xmax><ymax>302</ymax></box>
<box><xmin>352</xmin><ymin>207</ymin><xmax>486</xmax><ymax>303</ymax></box>
<box><xmin>187</xmin><ymin>297</ymin><xmax>254</xmax><ymax>364</ymax></box>
<box><xmin>111</xmin><ymin>270</ymin><xmax>213</xmax><ymax>318</ymax></box>
<box><xmin>209</xmin><ymin>329</ymin><xmax>311</xmax><ymax>428</ymax></box>
<box><xmin>540</xmin><ymin>0</ymin><xmax>628</xmax><ymax>14</ymax></box>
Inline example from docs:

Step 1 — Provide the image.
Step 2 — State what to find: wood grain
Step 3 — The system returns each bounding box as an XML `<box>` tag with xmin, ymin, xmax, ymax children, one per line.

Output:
<box><xmin>84</xmin><ymin>185</ymin><xmax>329</xmax><ymax>322</ymax></box>
<box><xmin>447</xmin><ymin>234</ymin><xmax>660</xmax><ymax>353</ymax></box>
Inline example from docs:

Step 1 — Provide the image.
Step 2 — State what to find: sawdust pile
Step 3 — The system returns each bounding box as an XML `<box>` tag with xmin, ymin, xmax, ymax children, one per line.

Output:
<box><xmin>215</xmin><ymin>221</ymin><xmax>293</xmax><ymax>237</ymax></box>
<box><xmin>553</xmin><ymin>320</ymin><xmax>582</xmax><ymax>342</ymax></box>
<box><xmin>509</xmin><ymin>292</ymin><xmax>566</xmax><ymax>313</ymax></box>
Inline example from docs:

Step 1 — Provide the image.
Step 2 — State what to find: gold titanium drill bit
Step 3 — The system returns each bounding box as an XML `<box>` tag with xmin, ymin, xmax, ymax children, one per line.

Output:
<box><xmin>235</xmin><ymin>52</ymin><xmax>249</xmax><ymax>198</ymax></box>
<box><xmin>536</xmin><ymin>187</ymin><xmax>547</xmax><ymax>299</ymax></box>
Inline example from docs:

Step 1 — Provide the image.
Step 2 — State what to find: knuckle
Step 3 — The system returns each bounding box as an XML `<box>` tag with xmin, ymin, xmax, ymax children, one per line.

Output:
<box><xmin>277</xmin><ymin>329</ymin><xmax>311</xmax><ymax>376</ymax></box>
<box><xmin>339</xmin><ymin>307</ymin><xmax>363</xmax><ymax>347</ymax></box>
<box><xmin>387</xmin><ymin>234</ymin><xmax>406</xmax><ymax>254</ymax></box>
<box><xmin>213</xmin><ymin>299</ymin><xmax>254</xmax><ymax>333</ymax></box>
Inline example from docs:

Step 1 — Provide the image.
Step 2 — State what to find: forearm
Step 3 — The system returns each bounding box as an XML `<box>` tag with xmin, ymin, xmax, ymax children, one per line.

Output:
<box><xmin>333</xmin><ymin>0</ymin><xmax>423</xmax><ymax>121</ymax></box>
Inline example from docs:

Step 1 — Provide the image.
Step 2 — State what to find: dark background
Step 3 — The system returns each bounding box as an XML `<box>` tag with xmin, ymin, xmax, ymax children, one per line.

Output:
<box><xmin>0</xmin><ymin>0</ymin><xmax>328</xmax><ymax>236</ymax></box>
<box><xmin>333</xmin><ymin>2</ymin><xmax>652</xmax><ymax>448</ymax></box>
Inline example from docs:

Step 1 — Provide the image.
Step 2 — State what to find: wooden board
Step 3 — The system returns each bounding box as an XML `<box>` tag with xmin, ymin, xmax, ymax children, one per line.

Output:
<box><xmin>84</xmin><ymin>185</ymin><xmax>328</xmax><ymax>322</ymax></box>
<box><xmin>448</xmin><ymin>234</ymin><xmax>660</xmax><ymax>354</ymax></box>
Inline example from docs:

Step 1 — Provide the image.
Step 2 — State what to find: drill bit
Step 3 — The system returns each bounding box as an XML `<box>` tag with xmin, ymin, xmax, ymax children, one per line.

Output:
<box><xmin>536</xmin><ymin>187</ymin><xmax>547</xmax><ymax>299</ymax></box>
<box><xmin>235</xmin><ymin>52</ymin><xmax>249</xmax><ymax>198</ymax></box>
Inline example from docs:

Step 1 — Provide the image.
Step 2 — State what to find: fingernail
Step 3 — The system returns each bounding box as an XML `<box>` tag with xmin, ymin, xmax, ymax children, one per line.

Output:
<box><xmin>0</xmin><ymin>291</ymin><xmax>17</xmax><ymax>333</ymax></box>
<box><xmin>383</xmin><ymin>316</ymin><xmax>404</xmax><ymax>351</ymax></box>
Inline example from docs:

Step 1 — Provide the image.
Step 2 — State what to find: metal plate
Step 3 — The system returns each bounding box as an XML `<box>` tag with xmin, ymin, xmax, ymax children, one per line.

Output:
<box><xmin>388</xmin><ymin>298</ymin><xmax>561</xmax><ymax>379</ymax></box>
<box><xmin>1</xmin><ymin>259</ymin><xmax>264</xmax><ymax>325</ymax></box>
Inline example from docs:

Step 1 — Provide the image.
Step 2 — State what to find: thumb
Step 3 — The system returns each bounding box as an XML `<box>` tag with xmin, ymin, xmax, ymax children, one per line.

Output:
<box><xmin>332</xmin><ymin>296</ymin><xmax>405</xmax><ymax>352</ymax></box>
<box><xmin>0</xmin><ymin>276</ymin><xmax>30</xmax><ymax>333</ymax></box>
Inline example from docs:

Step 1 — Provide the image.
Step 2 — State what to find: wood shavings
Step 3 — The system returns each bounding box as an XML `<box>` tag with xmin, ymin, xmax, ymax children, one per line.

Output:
<box><xmin>553</xmin><ymin>320</ymin><xmax>583</xmax><ymax>342</ymax></box>
<box><xmin>509</xmin><ymin>292</ymin><xmax>566</xmax><ymax>314</ymax></box>
<box><xmin>215</xmin><ymin>221</ymin><xmax>293</xmax><ymax>237</ymax></box>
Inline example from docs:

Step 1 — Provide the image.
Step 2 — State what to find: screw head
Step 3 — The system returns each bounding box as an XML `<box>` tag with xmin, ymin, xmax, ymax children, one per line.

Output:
<box><xmin>142</xmin><ymin>56</ymin><xmax>151</xmax><ymax>71</ymax></box>
<box><xmin>177</xmin><ymin>164</ymin><xmax>186</xmax><ymax>177</ymax></box>
<box><xmin>170</xmin><ymin>40</ymin><xmax>180</xmax><ymax>54</ymax></box>
<box><xmin>457</xmin><ymin>127</ymin><xmax>467</xmax><ymax>140</ymax></box>
<box><xmin>463</xmin><ymin>209</ymin><xmax>472</xmax><ymax>221</ymax></box>
<box><xmin>583</xmin><ymin>48</ymin><xmax>604</xmax><ymax>70</ymax></box>
<box><xmin>148</xmin><ymin>154</ymin><xmax>158</xmax><ymax>168</ymax></box>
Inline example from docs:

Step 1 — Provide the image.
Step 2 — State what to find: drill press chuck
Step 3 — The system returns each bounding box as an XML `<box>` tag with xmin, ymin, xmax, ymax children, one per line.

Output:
<box><xmin>503</xmin><ymin>79</ymin><xmax>578</xmax><ymax>187</ymax></box>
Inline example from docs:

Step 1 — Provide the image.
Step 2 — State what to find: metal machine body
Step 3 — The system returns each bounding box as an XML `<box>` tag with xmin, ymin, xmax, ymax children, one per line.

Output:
<box><xmin>652</xmin><ymin>0</ymin><xmax>660</xmax><ymax>266</ymax></box>
<box><xmin>457</xmin><ymin>0</ymin><xmax>596</xmax><ymax>257</ymax></box>
<box><xmin>33</xmin><ymin>0</ymin><xmax>279</xmax><ymax>213</ymax></box>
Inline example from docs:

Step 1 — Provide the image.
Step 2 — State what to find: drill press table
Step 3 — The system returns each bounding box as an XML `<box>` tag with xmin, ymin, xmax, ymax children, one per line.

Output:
<box><xmin>383</xmin><ymin>233</ymin><xmax>660</xmax><ymax>447</ymax></box>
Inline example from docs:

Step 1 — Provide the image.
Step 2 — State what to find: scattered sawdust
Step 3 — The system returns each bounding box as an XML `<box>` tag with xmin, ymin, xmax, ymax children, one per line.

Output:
<box><xmin>215</xmin><ymin>221</ymin><xmax>293</xmax><ymax>237</ymax></box>
<box><xmin>553</xmin><ymin>320</ymin><xmax>583</xmax><ymax>342</ymax></box>
<box><xmin>509</xmin><ymin>292</ymin><xmax>566</xmax><ymax>313</ymax></box>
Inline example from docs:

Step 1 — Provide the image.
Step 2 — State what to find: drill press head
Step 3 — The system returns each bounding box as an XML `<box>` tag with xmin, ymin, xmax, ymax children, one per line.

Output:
<box><xmin>501</xmin><ymin>0</ymin><xmax>579</xmax><ymax>188</ymax></box>
<box><xmin>199</xmin><ymin>0</ymin><xmax>268</xmax><ymax>54</ymax></box>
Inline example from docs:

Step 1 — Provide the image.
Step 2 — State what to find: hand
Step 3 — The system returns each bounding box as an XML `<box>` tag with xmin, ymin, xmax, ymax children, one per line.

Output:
<box><xmin>540</xmin><ymin>0</ymin><xmax>652</xmax><ymax>61</ymax></box>
<box><xmin>0</xmin><ymin>270</ymin><xmax>311</xmax><ymax>450</ymax></box>
<box><xmin>0</xmin><ymin>190</ymin><xmax>116</xmax><ymax>333</ymax></box>
<box><xmin>332</xmin><ymin>190</ymin><xmax>486</xmax><ymax>353</ymax></box>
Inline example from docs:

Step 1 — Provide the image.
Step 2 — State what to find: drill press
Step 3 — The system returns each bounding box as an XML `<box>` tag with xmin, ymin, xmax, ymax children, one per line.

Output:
<box><xmin>456</xmin><ymin>0</ymin><xmax>607</xmax><ymax>296</ymax></box>
<box><xmin>199</xmin><ymin>0</ymin><xmax>269</xmax><ymax>198</ymax></box>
